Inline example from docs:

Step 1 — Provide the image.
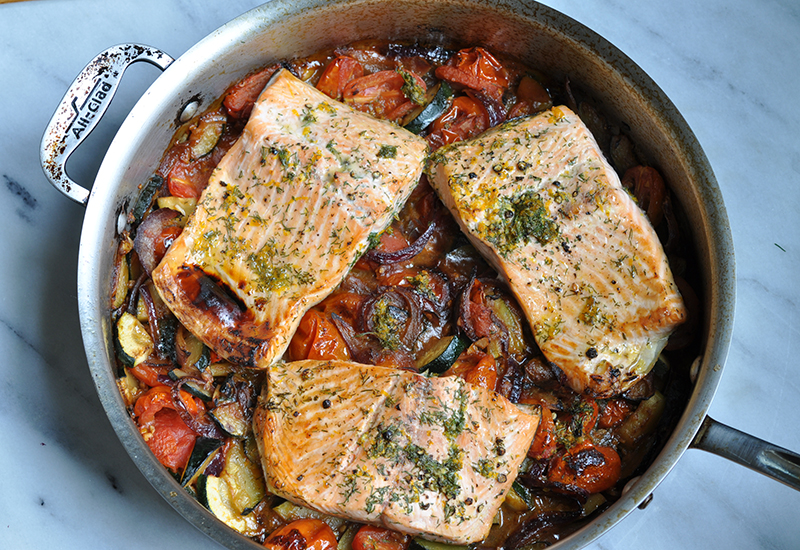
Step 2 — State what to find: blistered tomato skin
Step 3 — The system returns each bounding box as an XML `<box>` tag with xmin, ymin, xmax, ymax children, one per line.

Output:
<box><xmin>263</xmin><ymin>519</ymin><xmax>338</xmax><ymax>550</ymax></box>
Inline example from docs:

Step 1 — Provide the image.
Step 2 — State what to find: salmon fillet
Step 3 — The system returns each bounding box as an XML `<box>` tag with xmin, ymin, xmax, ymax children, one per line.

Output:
<box><xmin>426</xmin><ymin>106</ymin><xmax>686</xmax><ymax>397</ymax></box>
<box><xmin>152</xmin><ymin>70</ymin><xmax>428</xmax><ymax>368</ymax></box>
<box><xmin>253</xmin><ymin>360</ymin><xmax>539</xmax><ymax>544</ymax></box>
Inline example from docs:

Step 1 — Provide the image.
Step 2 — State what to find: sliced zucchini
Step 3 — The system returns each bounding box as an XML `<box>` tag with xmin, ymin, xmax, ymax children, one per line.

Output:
<box><xmin>404</xmin><ymin>81</ymin><xmax>453</xmax><ymax>134</ymax></box>
<box><xmin>190</xmin><ymin>112</ymin><xmax>226</xmax><ymax>159</ymax></box>
<box><xmin>198</xmin><ymin>439</ymin><xmax>266</xmax><ymax>536</ymax></box>
<box><xmin>110</xmin><ymin>238</ymin><xmax>132</xmax><ymax>310</ymax></box>
<box><xmin>181</xmin><ymin>437</ymin><xmax>224</xmax><ymax>487</ymax></box>
<box><xmin>156</xmin><ymin>316</ymin><xmax>178</xmax><ymax>364</ymax></box>
<box><xmin>337</xmin><ymin>523</ymin><xmax>360</xmax><ymax>550</ymax></box>
<box><xmin>616</xmin><ymin>391</ymin><xmax>666</xmax><ymax>446</ymax></box>
<box><xmin>176</xmin><ymin>325</ymin><xmax>211</xmax><ymax>373</ymax></box>
<box><xmin>172</xmin><ymin>375</ymin><xmax>214</xmax><ymax>401</ymax></box>
<box><xmin>131</xmin><ymin>175</ymin><xmax>163</xmax><ymax>227</ymax></box>
<box><xmin>417</xmin><ymin>334</ymin><xmax>470</xmax><ymax>374</ymax></box>
<box><xmin>199</xmin><ymin>474</ymin><xmax>262</xmax><ymax>536</ymax></box>
<box><xmin>208</xmin><ymin>361</ymin><xmax>234</xmax><ymax>378</ymax></box>
<box><xmin>504</xmin><ymin>482</ymin><xmax>531</xmax><ymax>512</ymax></box>
<box><xmin>209</xmin><ymin>401</ymin><xmax>250</xmax><ymax>438</ymax></box>
<box><xmin>510</xmin><ymin>480</ymin><xmax>538</xmax><ymax>510</ymax></box>
<box><xmin>116</xmin><ymin>312</ymin><xmax>154</xmax><ymax>366</ymax></box>
<box><xmin>486</xmin><ymin>295</ymin><xmax>527</xmax><ymax>357</ymax></box>
<box><xmin>273</xmin><ymin>501</ymin><xmax>347</xmax><ymax>533</ymax></box>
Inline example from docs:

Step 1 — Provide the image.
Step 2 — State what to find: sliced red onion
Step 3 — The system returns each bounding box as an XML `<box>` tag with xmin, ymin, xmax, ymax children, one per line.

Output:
<box><xmin>361</xmin><ymin>287</ymin><xmax>425</xmax><ymax>349</ymax></box>
<box><xmin>139</xmin><ymin>285</ymin><xmax>165</xmax><ymax>360</ymax></box>
<box><xmin>134</xmin><ymin>208</ymin><xmax>181</xmax><ymax>274</ymax></box>
<box><xmin>505</xmin><ymin>510</ymin><xmax>583</xmax><ymax>550</ymax></box>
<box><xmin>125</xmin><ymin>271</ymin><xmax>148</xmax><ymax>316</ymax></box>
<box><xmin>330</xmin><ymin>312</ymin><xmax>374</xmax><ymax>364</ymax></box>
<box><xmin>365</xmin><ymin>222</ymin><xmax>435</xmax><ymax>264</ymax></box>
<box><xmin>466</xmin><ymin>88</ymin><xmax>506</xmax><ymax>127</ymax></box>
<box><xmin>171</xmin><ymin>381</ymin><xmax>225</xmax><ymax>440</ymax></box>
<box><xmin>204</xmin><ymin>445</ymin><xmax>227</xmax><ymax>477</ymax></box>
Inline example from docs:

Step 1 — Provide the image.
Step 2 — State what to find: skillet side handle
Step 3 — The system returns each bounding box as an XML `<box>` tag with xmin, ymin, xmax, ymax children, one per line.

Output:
<box><xmin>691</xmin><ymin>416</ymin><xmax>800</xmax><ymax>491</ymax></box>
<box><xmin>40</xmin><ymin>44</ymin><xmax>174</xmax><ymax>206</ymax></box>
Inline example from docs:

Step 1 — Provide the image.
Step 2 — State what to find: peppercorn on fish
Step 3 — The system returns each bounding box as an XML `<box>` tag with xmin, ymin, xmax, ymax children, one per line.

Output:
<box><xmin>426</xmin><ymin>106</ymin><xmax>686</xmax><ymax>397</ymax></box>
<box><xmin>152</xmin><ymin>69</ymin><xmax>428</xmax><ymax>368</ymax></box>
<box><xmin>253</xmin><ymin>360</ymin><xmax>539</xmax><ymax>544</ymax></box>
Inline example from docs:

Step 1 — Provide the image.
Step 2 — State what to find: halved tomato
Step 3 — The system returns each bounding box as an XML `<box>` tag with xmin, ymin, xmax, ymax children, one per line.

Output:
<box><xmin>425</xmin><ymin>95</ymin><xmax>489</xmax><ymax>149</ymax></box>
<box><xmin>316</xmin><ymin>55</ymin><xmax>365</xmax><ymax>100</ymax></box>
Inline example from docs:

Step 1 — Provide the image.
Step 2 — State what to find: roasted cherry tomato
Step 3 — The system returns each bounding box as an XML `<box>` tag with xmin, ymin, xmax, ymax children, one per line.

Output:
<box><xmin>160</xmin><ymin>138</ymin><xmax>232</xmax><ymax>199</ymax></box>
<box><xmin>129</xmin><ymin>360</ymin><xmax>171</xmax><ymax>388</ymax></box>
<box><xmin>289</xmin><ymin>309</ymin><xmax>350</xmax><ymax>361</ymax></box>
<box><xmin>426</xmin><ymin>96</ymin><xmax>489</xmax><ymax>150</ymax></box>
<box><xmin>352</xmin><ymin>525</ymin><xmax>411</xmax><ymax>550</ymax></box>
<box><xmin>134</xmin><ymin>385</ymin><xmax>204</xmax><ymax>472</ymax></box>
<box><xmin>343</xmin><ymin>69</ymin><xmax>425</xmax><ymax>122</ymax></box>
<box><xmin>223</xmin><ymin>64</ymin><xmax>281</xmax><ymax>119</ymax></box>
<box><xmin>316</xmin><ymin>55</ymin><xmax>365</xmax><ymax>100</ymax></box>
<box><xmin>319</xmin><ymin>292</ymin><xmax>367</xmax><ymax>326</ymax></box>
<box><xmin>444</xmin><ymin>344</ymin><xmax>498</xmax><ymax>390</ymax></box>
<box><xmin>508</xmin><ymin>75</ymin><xmax>552</xmax><ymax>119</ymax></box>
<box><xmin>264</xmin><ymin>519</ymin><xmax>338</xmax><ymax>550</ymax></box>
<box><xmin>566</xmin><ymin>397</ymin><xmax>599</xmax><ymax>438</ymax></box>
<box><xmin>547</xmin><ymin>440</ymin><xmax>621</xmax><ymax>494</ymax></box>
<box><xmin>598</xmin><ymin>398</ymin><xmax>634</xmax><ymax>429</ymax></box>
<box><xmin>435</xmin><ymin>47</ymin><xmax>509</xmax><ymax>102</ymax></box>
<box><xmin>527</xmin><ymin>403</ymin><xmax>557</xmax><ymax>460</ymax></box>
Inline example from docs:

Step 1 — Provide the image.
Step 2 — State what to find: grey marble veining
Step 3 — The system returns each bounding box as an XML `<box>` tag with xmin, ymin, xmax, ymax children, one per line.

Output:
<box><xmin>1</xmin><ymin>0</ymin><xmax>799</xmax><ymax>548</ymax></box>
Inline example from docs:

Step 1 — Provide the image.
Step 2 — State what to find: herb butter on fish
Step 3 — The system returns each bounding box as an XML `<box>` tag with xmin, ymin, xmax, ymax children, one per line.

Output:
<box><xmin>253</xmin><ymin>360</ymin><xmax>539</xmax><ymax>544</ymax></box>
<box><xmin>153</xmin><ymin>69</ymin><xmax>428</xmax><ymax>368</ymax></box>
<box><xmin>426</xmin><ymin>106</ymin><xmax>686</xmax><ymax>397</ymax></box>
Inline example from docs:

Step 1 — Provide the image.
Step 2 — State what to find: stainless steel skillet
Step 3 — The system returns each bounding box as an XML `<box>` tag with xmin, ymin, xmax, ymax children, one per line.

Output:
<box><xmin>40</xmin><ymin>1</ymin><xmax>800</xmax><ymax>548</ymax></box>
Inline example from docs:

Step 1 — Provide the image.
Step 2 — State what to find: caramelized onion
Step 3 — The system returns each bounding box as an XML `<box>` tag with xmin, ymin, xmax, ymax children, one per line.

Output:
<box><xmin>465</xmin><ymin>88</ymin><xmax>506</xmax><ymax>127</ymax></box>
<box><xmin>361</xmin><ymin>287</ymin><xmax>425</xmax><ymax>349</ymax></box>
<box><xmin>366</xmin><ymin>222</ymin><xmax>436</xmax><ymax>264</ymax></box>
<box><xmin>504</xmin><ymin>510</ymin><xmax>582</xmax><ymax>550</ymax></box>
<box><xmin>134</xmin><ymin>208</ymin><xmax>182</xmax><ymax>274</ymax></box>
<box><xmin>330</xmin><ymin>312</ymin><xmax>373</xmax><ymax>364</ymax></box>
<box><xmin>125</xmin><ymin>271</ymin><xmax>148</xmax><ymax>317</ymax></box>
<box><xmin>170</xmin><ymin>381</ymin><xmax>225</xmax><ymax>440</ymax></box>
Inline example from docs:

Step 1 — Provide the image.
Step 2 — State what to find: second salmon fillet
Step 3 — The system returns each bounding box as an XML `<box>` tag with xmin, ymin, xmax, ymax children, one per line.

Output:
<box><xmin>153</xmin><ymin>69</ymin><xmax>428</xmax><ymax>368</ymax></box>
<box><xmin>253</xmin><ymin>360</ymin><xmax>539</xmax><ymax>544</ymax></box>
<box><xmin>427</xmin><ymin>106</ymin><xmax>686</xmax><ymax>397</ymax></box>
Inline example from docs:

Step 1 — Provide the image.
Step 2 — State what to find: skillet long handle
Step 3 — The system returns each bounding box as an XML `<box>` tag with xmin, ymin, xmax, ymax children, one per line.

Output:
<box><xmin>40</xmin><ymin>44</ymin><xmax>173</xmax><ymax>206</ymax></box>
<box><xmin>691</xmin><ymin>416</ymin><xmax>800</xmax><ymax>491</ymax></box>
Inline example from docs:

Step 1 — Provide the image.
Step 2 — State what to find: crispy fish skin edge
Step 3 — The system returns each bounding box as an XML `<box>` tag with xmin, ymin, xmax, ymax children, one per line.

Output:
<box><xmin>425</xmin><ymin>106</ymin><xmax>686</xmax><ymax>397</ymax></box>
<box><xmin>252</xmin><ymin>360</ymin><xmax>539</xmax><ymax>544</ymax></box>
<box><xmin>152</xmin><ymin>70</ymin><xmax>428</xmax><ymax>369</ymax></box>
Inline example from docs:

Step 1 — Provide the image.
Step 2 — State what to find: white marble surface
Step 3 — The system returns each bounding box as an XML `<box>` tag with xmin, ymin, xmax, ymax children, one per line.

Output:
<box><xmin>1</xmin><ymin>0</ymin><xmax>799</xmax><ymax>548</ymax></box>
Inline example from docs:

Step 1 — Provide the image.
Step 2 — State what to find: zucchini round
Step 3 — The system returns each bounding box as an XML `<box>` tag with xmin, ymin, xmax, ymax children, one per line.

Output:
<box><xmin>417</xmin><ymin>334</ymin><xmax>470</xmax><ymax>374</ymax></box>
<box><xmin>404</xmin><ymin>82</ymin><xmax>453</xmax><ymax>134</ymax></box>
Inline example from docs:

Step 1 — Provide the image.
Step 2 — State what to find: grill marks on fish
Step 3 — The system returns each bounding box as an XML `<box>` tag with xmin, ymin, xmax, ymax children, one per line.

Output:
<box><xmin>253</xmin><ymin>360</ymin><xmax>539</xmax><ymax>544</ymax></box>
<box><xmin>427</xmin><ymin>106</ymin><xmax>686</xmax><ymax>397</ymax></box>
<box><xmin>153</xmin><ymin>70</ymin><xmax>428</xmax><ymax>367</ymax></box>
